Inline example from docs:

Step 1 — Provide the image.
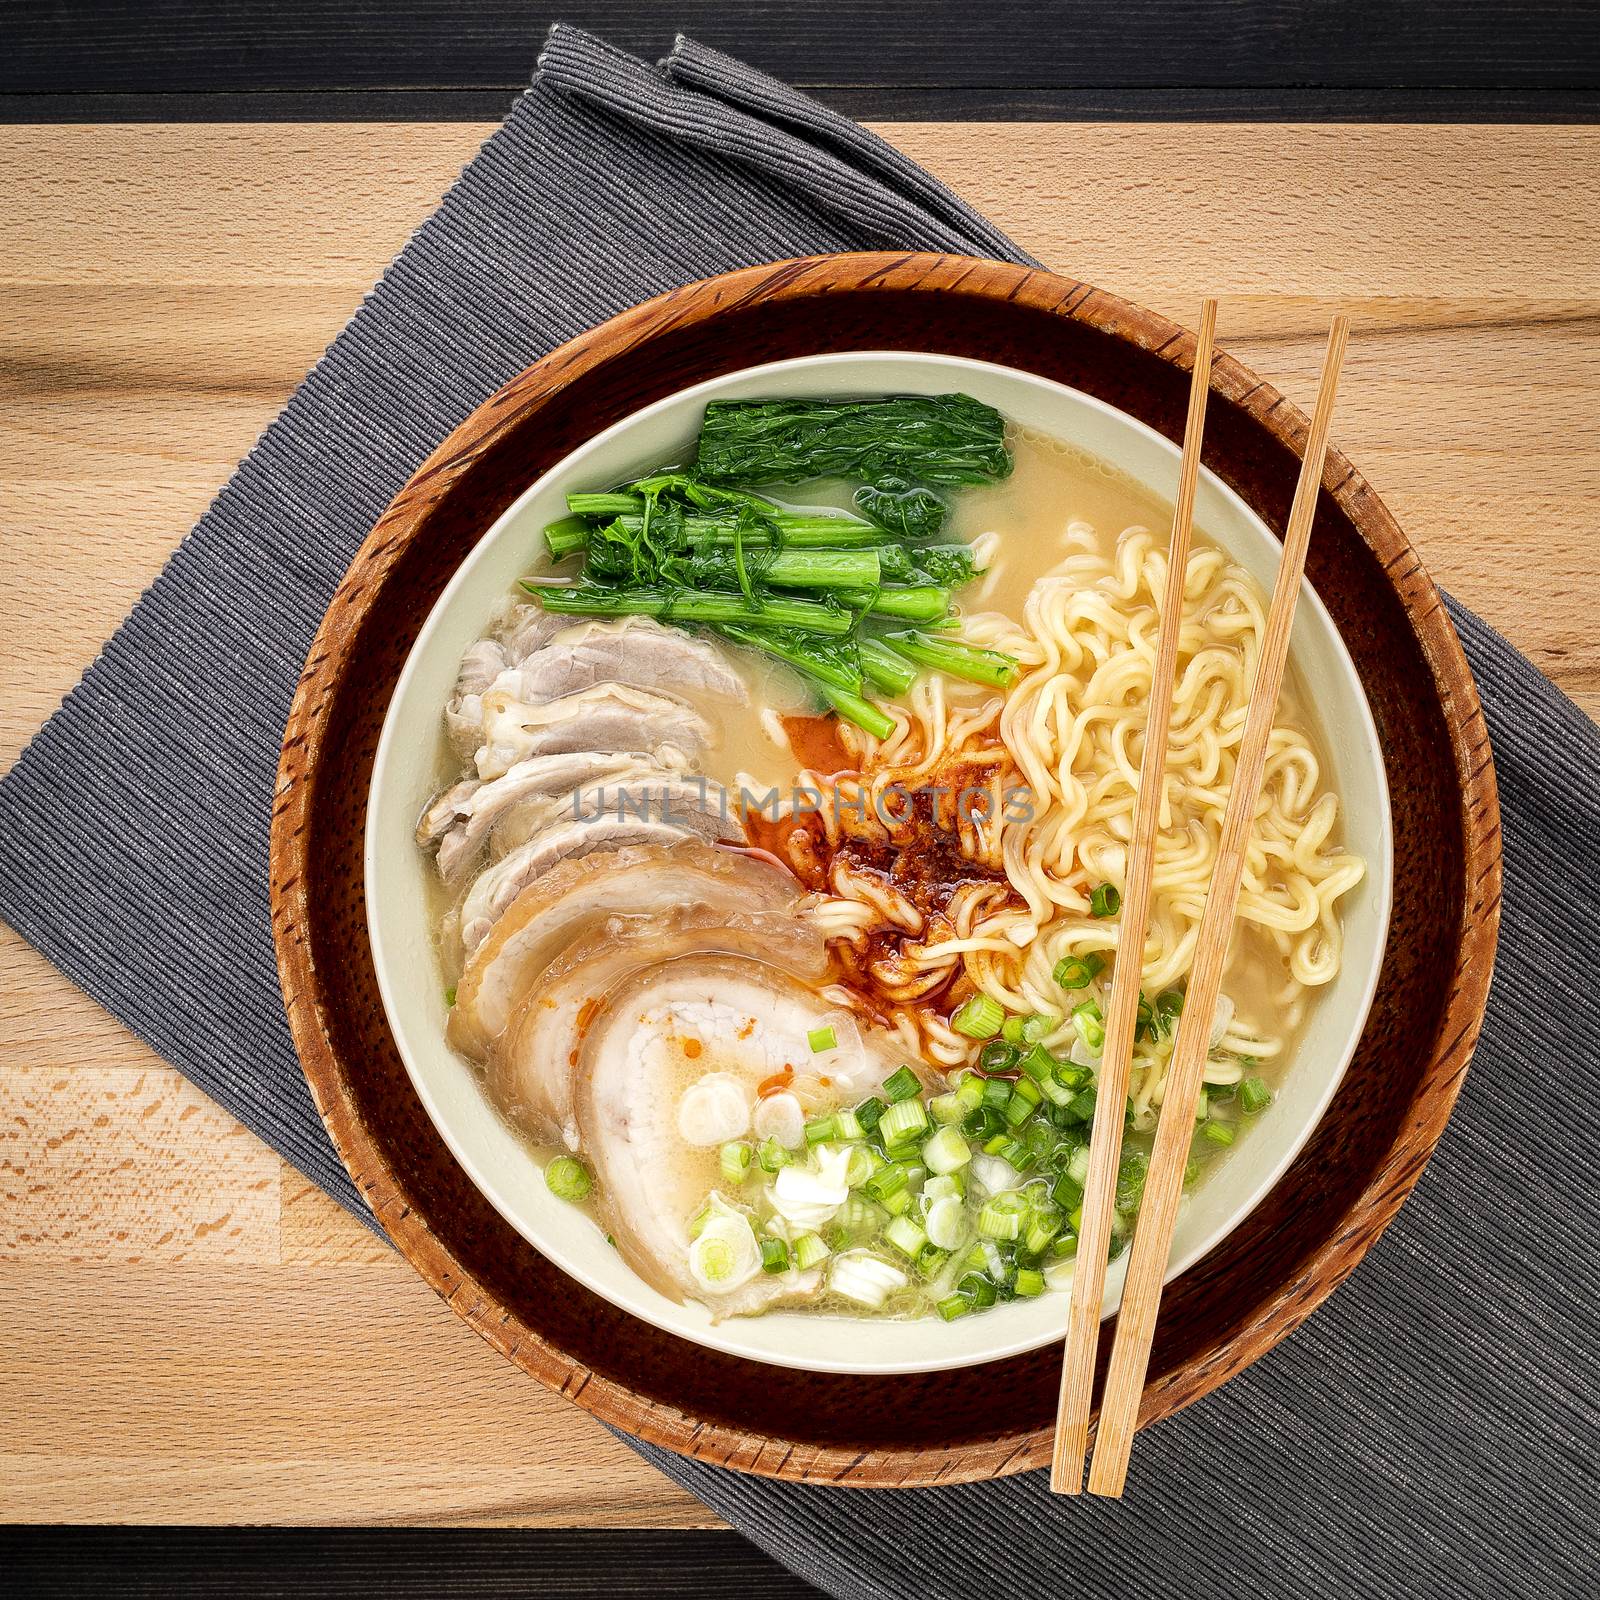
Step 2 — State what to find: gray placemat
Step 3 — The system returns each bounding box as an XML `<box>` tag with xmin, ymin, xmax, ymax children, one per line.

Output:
<box><xmin>0</xmin><ymin>26</ymin><xmax>1593</xmax><ymax>1599</ymax></box>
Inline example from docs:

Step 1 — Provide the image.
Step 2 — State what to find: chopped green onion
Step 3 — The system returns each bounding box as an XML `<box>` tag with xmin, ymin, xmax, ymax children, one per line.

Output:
<box><xmin>929</xmin><ymin>1092</ymin><xmax>964</xmax><ymax>1126</ymax></box>
<box><xmin>1067</xmin><ymin>1087</ymin><xmax>1098</xmax><ymax>1122</ymax></box>
<box><xmin>921</xmin><ymin>1125</ymin><xmax>972</xmax><ymax>1176</ymax></box>
<box><xmin>951</xmin><ymin>993</ymin><xmax>1005</xmax><ymax>1040</ymax></box>
<box><xmin>1050</xmin><ymin>1172</ymin><xmax>1083</xmax><ymax>1212</ymax></box>
<box><xmin>757</xmin><ymin>1137</ymin><xmax>792</xmax><ymax>1173</ymax></box>
<box><xmin>977</xmin><ymin>1192</ymin><xmax>1029</xmax><ymax>1242</ymax></box>
<box><xmin>1089</xmin><ymin>883</ymin><xmax>1122</xmax><ymax>918</ymax></box>
<box><xmin>544</xmin><ymin>1156</ymin><xmax>591</xmax><ymax>1203</ymax></box>
<box><xmin>1037</xmin><ymin>1070</ymin><xmax>1076</xmax><ymax>1109</ymax></box>
<box><xmin>719</xmin><ymin>1142</ymin><xmax>752</xmax><ymax>1185</ymax></box>
<box><xmin>937</xmin><ymin>1292</ymin><xmax>974</xmax><ymax>1321</ymax></box>
<box><xmin>1072</xmin><ymin>999</ymin><xmax>1106</xmax><ymax>1055</ymax></box>
<box><xmin>1018</xmin><ymin>1045</ymin><xmax>1056</xmax><ymax>1084</ymax></box>
<box><xmin>803</xmin><ymin>1113</ymin><xmax>839</xmax><ymax>1147</ymax></box>
<box><xmin>962</xmin><ymin>1106</ymin><xmax>1003</xmax><ymax>1141</ymax></box>
<box><xmin>980</xmin><ymin>1077</ymin><xmax>1012</xmax><ymax>1108</ymax></box>
<box><xmin>836</xmin><ymin>1195</ymin><xmax>885</xmax><ymax>1240</ymax></box>
<box><xmin>954</xmin><ymin>1074</ymin><xmax>986</xmax><ymax>1114</ymax></box>
<box><xmin>978</xmin><ymin>1040</ymin><xmax>1020</xmax><ymax>1076</ymax></box>
<box><xmin>443</xmin><ymin>985</ymin><xmax>457</xmax><ymax>1007</ymax></box>
<box><xmin>863</xmin><ymin>1161</ymin><xmax>913</xmax><ymax>1204</ymax></box>
<box><xmin>1066</xmin><ymin>1144</ymin><xmax>1091</xmax><ymax>1188</ymax></box>
<box><xmin>1116</xmin><ymin>1149</ymin><xmax>1149</xmax><ymax>1212</ymax></box>
<box><xmin>794</xmin><ymin>1232</ymin><xmax>831</xmax><ymax>1270</ymax></box>
<box><xmin>879</xmin><ymin>1097</ymin><xmax>929</xmax><ymax>1148</ymax></box>
<box><xmin>958</xmin><ymin>1272</ymin><xmax>999</xmax><ymax>1309</ymax></box>
<box><xmin>996</xmin><ymin>1138</ymin><xmax>1037</xmax><ymax>1173</ymax></box>
<box><xmin>843</xmin><ymin>1144</ymin><xmax>882</xmax><ymax>1188</ymax></box>
<box><xmin>1053</xmin><ymin>951</ymin><xmax>1105</xmax><ymax>990</ymax></box>
<box><xmin>807</xmin><ymin>1025</ymin><xmax>837</xmax><ymax>1054</ymax></box>
<box><xmin>760</xmin><ymin>1237</ymin><xmax>791</xmax><ymax>1274</ymax></box>
<box><xmin>1013</xmin><ymin>1268</ymin><xmax>1047</xmax><ymax>1298</ymax></box>
<box><xmin>1240</xmin><ymin>1076</ymin><xmax>1273</xmax><ymax>1114</ymax></box>
<box><xmin>882</xmin><ymin>1066</ymin><xmax>922</xmax><ymax>1103</ymax></box>
<box><xmin>854</xmin><ymin>1095</ymin><xmax>888</xmax><ymax>1133</ymax></box>
<box><xmin>1001</xmin><ymin>1013</ymin><xmax>1054</xmax><ymax>1046</ymax></box>
<box><xmin>884</xmin><ymin>1214</ymin><xmax>928</xmax><ymax>1259</ymax></box>
<box><xmin>1203</xmin><ymin>1119</ymin><xmax>1238</xmax><ymax>1147</ymax></box>
<box><xmin>834</xmin><ymin>1109</ymin><xmax>864</xmax><ymax>1142</ymax></box>
<box><xmin>1156</xmin><ymin>988</ymin><xmax>1184</xmax><ymax>1032</ymax></box>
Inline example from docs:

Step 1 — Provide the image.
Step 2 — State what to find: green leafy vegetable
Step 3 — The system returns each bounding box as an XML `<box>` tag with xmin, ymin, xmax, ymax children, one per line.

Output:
<box><xmin>694</xmin><ymin>394</ymin><xmax>1013</xmax><ymax>489</ymax></box>
<box><xmin>854</xmin><ymin>475</ymin><xmax>948</xmax><ymax>538</ymax></box>
<box><xmin>524</xmin><ymin>395</ymin><xmax>1018</xmax><ymax>739</ymax></box>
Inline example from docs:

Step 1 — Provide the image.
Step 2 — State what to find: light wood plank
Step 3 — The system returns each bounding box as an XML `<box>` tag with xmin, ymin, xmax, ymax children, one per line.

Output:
<box><xmin>0</xmin><ymin>120</ymin><xmax>1594</xmax><ymax>1525</ymax></box>
<box><xmin>0</xmin><ymin>1262</ymin><xmax>714</xmax><ymax>1527</ymax></box>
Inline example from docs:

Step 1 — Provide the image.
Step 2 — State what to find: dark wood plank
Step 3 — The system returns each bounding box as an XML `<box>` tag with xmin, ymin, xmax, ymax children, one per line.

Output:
<box><xmin>2</xmin><ymin>1</ymin><xmax>1598</xmax><ymax>122</ymax></box>
<box><xmin>2</xmin><ymin>1528</ymin><xmax>824</xmax><ymax>1598</ymax></box>
<box><xmin>6</xmin><ymin>85</ymin><xmax>1600</xmax><ymax>123</ymax></box>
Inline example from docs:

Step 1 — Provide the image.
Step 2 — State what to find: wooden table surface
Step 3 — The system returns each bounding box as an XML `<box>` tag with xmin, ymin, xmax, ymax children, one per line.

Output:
<box><xmin>2</xmin><ymin>119</ymin><xmax>1596</xmax><ymax>1528</ymax></box>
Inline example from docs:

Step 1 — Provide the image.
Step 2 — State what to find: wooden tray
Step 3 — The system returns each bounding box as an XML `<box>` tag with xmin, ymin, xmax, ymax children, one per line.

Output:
<box><xmin>269</xmin><ymin>254</ymin><xmax>1500</xmax><ymax>1487</ymax></box>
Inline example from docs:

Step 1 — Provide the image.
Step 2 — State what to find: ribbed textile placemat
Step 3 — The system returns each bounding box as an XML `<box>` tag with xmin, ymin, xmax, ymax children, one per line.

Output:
<box><xmin>0</xmin><ymin>26</ymin><xmax>1593</xmax><ymax>1599</ymax></box>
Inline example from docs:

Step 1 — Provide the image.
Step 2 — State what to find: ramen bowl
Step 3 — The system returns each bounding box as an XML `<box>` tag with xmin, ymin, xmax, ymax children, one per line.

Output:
<box><xmin>363</xmin><ymin>350</ymin><xmax>1393</xmax><ymax>1376</ymax></box>
<box><xmin>271</xmin><ymin>254</ymin><xmax>1498</xmax><ymax>1482</ymax></box>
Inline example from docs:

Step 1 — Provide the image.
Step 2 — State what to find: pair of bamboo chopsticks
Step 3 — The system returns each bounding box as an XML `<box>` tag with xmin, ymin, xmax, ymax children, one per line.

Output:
<box><xmin>1051</xmin><ymin>305</ymin><xmax>1351</xmax><ymax>1498</ymax></box>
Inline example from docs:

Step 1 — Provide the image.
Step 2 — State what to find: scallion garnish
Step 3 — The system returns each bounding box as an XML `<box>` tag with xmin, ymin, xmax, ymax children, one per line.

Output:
<box><xmin>719</xmin><ymin>1141</ymin><xmax>752</xmax><ymax>1185</ymax></box>
<box><xmin>1052</xmin><ymin>951</ymin><xmax>1105</xmax><ymax>990</ymax></box>
<box><xmin>807</xmin><ymin>1024</ymin><xmax>837</xmax><ymax>1054</ymax></box>
<box><xmin>1089</xmin><ymin>883</ymin><xmax>1122</xmax><ymax>918</ymax></box>
<box><xmin>978</xmin><ymin>1039</ymin><xmax>1020</xmax><ymax>1074</ymax></box>
<box><xmin>881</xmin><ymin>1066</ymin><xmax>921</xmax><ymax>1103</ymax></box>
<box><xmin>1240</xmin><ymin>1076</ymin><xmax>1273</xmax><ymax>1114</ymax></box>
<box><xmin>544</xmin><ymin>1156</ymin><xmax>591</xmax><ymax>1203</ymax></box>
<box><xmin>950</xmin><ymin>993</ymin><xmax>1005</xmax><ymax>1040</ymax></box>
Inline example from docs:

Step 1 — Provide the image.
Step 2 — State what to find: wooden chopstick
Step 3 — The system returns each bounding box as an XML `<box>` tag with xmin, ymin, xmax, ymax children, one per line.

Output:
<box><xmin>1084</xmin><ymin>315</ymin><xmax>1351</xmax><ymax>1498</ymax></box>
<box><xmin>1050</xmin><ymin>299</ymin><xmax>1219</xmax><ymax>1495</ymax></box>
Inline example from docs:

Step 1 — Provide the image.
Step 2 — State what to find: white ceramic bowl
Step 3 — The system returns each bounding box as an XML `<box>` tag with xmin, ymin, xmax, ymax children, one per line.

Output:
<box><xmin>366</xmin><ymin>352</ymin><xmax>1393</xmax><ymax>1375</ymax></box>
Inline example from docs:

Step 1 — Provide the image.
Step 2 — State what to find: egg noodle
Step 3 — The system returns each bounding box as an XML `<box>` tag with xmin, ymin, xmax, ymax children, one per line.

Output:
<box><xmin>809</xmin><ymin>521</ymin><xmax>1365</xmax><ymax>1121</ymax></box>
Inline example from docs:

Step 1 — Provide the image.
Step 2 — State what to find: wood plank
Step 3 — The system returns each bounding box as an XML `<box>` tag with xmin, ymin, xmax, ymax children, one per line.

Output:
<box><xmin>0</xmin><ymin>120</ymin><xmax>1594</xmax><ymax>1525</ymax></box>
<box><xmin>7</xmin><ymin>87</ymin><xmax>1600</xmax><ymax>124</ymax></box>
<box><xmin>2</xmin><ymin>1528</ymin><xmax>822</xmax><ymax>1598</ymax></box>
<box><xmin>0</xmin><ymin>1261</ymin><xmax>714</xmax><ymax>1526</ymax></box>
<box><xmin>4</xmin><ymin>2</ymin><xmax>1596</xmax><ymax>98</ymax></box>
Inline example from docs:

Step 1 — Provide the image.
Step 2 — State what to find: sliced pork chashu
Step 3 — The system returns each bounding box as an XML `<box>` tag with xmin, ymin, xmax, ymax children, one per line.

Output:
<box><xmin>449</xmin><ymin>841</ymin><xmax>804</xmax><ymax>1058</ymax></box>
<box><xmin>490</xmin><ymin>904</ymin><xmax>827</xmax><ymax>1151</ymax></box>
<box><xmin>476</xmin><ymin>684</ymin><xmax>713</xmax><ymax>780</ymax></box>
<box><xmin>574</xmin><ymin>956</ymin><xmax>873</xmax><ymax>1317</ymax></box>
<box><xmin>416</xmin><ymin>750</ymin><xmax>683</xmax><ymax>884</ymax></box>
<box><xmin>490</xmin><ymin>616</ymin><xmax>747</xmax><ymax>709</ymax></box>
<box><xmin>455</xmin><ymin>780</ymin><xmax>744</xmax><ymax>952</ymax></box>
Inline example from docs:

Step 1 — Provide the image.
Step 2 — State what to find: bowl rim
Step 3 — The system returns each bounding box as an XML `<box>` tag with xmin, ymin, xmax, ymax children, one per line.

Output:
<box><xmin>363</xmin><ymin>346</ymin><xmax>1395</xmax><ymax>1376</ymax></box>
<box><xmin>270</xmin><ymin>251</ymin><xmax>1501</xmax><ymax>1485</ymax></box>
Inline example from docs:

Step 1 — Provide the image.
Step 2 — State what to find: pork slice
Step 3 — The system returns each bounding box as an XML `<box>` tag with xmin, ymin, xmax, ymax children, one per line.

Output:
<box><xmin>476</xmin><ymin>684</ymin><xmax>711</xmax><ymax>780</ymax></box>
<box><xmin>449</xmin><ymin>840</ymin><xmax>803</xmax><ymax>1059</ymax></box>
<box><xmin>490</xmin><ymin>616</ymin><xmax>747</xmax><ymax>707</ymax></box>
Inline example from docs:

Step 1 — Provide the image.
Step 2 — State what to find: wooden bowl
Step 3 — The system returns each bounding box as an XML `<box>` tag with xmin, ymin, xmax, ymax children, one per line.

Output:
<box><xmin>270</xmin><ymin>253</ymin><xmax>1501</xmax><ymax>1487</ymax></box>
